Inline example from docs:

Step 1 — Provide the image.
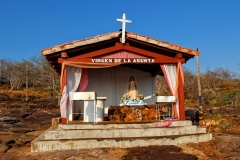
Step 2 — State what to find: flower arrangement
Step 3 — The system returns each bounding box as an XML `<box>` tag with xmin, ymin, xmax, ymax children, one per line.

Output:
<box><xmin>137</xmin><ymin>94</ymin><xmax>144</xmax><ymax>100</ymax></box>
<box><xmin>120</xmin><ymin>94</ymin><xmax>144</xmax><ymax>105</ymax></box>
<box><xmin>120</xmin><ymin>94</ymin><xmax>131</xmax><ymax>104</ymax></box>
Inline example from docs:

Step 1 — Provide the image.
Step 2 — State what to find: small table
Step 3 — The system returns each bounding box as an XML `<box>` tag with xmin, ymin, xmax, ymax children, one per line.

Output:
<box><xmin>154</xmin><ymin>96</ymin><xmax>176</xmax><ymax>121</ymax></box>
<box><xmin>72</xmin><ymin>92</ymin><xmax>106</xmax><ymax>123</ymax></box>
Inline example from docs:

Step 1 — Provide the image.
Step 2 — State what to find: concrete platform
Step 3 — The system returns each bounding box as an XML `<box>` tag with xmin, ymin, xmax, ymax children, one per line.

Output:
<box><xmin>60</xmin><ymin>120</ymin><xmax>193</xmax><ymax>129</ymax></box>
<box><xmin>45</xmin><ymin>125</ymin><xmax>206</xmax><ymax>139</ymax></box>
<box><xmin>31</xmin><ymin>120</ymin><xmax>212</xmax><ymax>152</ymax></box>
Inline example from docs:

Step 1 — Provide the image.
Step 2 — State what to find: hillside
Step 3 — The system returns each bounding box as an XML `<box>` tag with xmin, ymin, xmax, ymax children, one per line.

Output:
<box><xmin>0</xmin><ymin>83</ymin><xmax>240</xmax><ymax>159</ymax></box>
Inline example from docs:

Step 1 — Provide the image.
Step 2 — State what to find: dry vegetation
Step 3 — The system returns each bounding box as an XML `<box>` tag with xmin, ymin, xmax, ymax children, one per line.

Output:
<box><xmin>0</xmin><ymin>58</ymin><xmax>240</xmax><ymax>159</ymax></box>
<box><xmin>1</xmin><ymin>56</ymin><xmax>240</xmax><ymax>107</ymax></box>
<box><xmin>157</xmin><ymin>67</ymin><xmax>240</xmax><ymax>107</ymax></box>
<box><xmin>0</xmin><ymin>88</ymin><xmax>54</xmax><ymax>99</ymax></box>
<box><xmin>0</xmin><ymin>85</ymin><xmax>240</xmax><ymax>159</ymax></box>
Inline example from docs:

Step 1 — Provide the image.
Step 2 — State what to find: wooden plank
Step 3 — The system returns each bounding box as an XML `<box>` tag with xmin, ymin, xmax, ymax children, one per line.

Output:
<box><xmin>58</xmin><ymin>58</ymin><xmax>185</xmax><ymax>64</ymax></box>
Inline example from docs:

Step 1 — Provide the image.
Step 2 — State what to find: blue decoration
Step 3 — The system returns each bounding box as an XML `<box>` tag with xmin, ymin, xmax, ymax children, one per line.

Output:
<box><xmin>124</xmin><ymin>100</ymin><xmax>144</xmax><ymax>106</ymax></box>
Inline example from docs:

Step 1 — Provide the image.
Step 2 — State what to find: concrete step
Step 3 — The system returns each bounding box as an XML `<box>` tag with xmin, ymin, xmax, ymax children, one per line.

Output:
<box><xmin>31</xmin><ymin>120</ymin><xmax>212</xmax><ymax>152</ymax></box>
<box><xmin>45</xmin><ymin>125</ymin><xmax>205</xmax><ymax>140</ymax></box>
<box><xmin>31</xmin><ymin>133</ymin><xmax>212</xmax><ymax>152</ymax></box>
<box><xmin>60</xmin><ymin>120</ymin><xmax>193</xmax><ymax>130</ymax></box>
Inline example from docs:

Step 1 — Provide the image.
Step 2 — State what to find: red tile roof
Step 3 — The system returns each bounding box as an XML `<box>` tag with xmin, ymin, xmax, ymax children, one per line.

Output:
<box><xmin>41</xmin><ymin>31</ymin><xmax>199</xmax><ymax>56</ymax></box>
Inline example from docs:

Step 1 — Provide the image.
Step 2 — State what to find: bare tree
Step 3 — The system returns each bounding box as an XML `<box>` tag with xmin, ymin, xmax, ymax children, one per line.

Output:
<box><xmin>30</xmin><ymin>55</ymin><xmax>60</xmax><ymax>96</ymax></box>
<box><xmin>183</xmin><ymin>68</ymin><xmax>198</xmax><ymax>105</ymax></box>
<box><xmin>0</xmin><ymin>56</ymin><xmax>60</xmax><ymax>95</ymax></box>
<box><xmin>155</xmin><ymin>75</ymin><xmax>171</xmax><ymax>96</ymax></box>
<box><xmin>0</xmin><ymin>59</ymin><xmax>21</xmax><ymax>89</ymax></box>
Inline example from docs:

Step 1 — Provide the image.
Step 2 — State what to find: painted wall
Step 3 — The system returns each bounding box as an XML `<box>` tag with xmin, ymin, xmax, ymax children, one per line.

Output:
<box><xmin>85</xmin><ymin>66</ymin><xmax>156</xmax><ymax>116</ymax></box>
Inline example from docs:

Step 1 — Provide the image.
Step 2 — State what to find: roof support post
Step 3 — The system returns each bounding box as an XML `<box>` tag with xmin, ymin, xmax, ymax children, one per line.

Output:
<box><xmin>61</xmin><ymin>65</ymin><xmax>67</xmax><ymax>125</ymax></box>
<box><xmin>178</xmin><ymin>63</ymin><xmax>185</xmax><ymax>120</ymax></box>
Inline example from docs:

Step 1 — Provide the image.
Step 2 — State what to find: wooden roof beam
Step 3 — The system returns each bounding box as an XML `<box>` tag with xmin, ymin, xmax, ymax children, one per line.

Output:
<box><xmin>57</xmin><ymin>42</ymin><xmax>185</xmax><ymax>64</ymax></box>
<box><xmin>126</xmin><ymin>37</ymin><xmax>181</xmax><ymax>54</ymax></box>
<box><xmin>175</xmin><ymin>53</ymin><xmax>182</xmax><ymax>58</ymax></box>
<box><xmin>60</xmin><ymin>42</ymin><xmax>180</xmax><ymax>59</ymax></box>
<box><xmin>61</xmin><ymin>52</ymin><xmax>68</xmax><ymax>59</ymax></box>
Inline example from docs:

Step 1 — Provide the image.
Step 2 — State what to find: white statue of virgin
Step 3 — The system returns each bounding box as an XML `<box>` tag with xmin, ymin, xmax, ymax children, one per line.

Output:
<box><xmin>127</xmin><ymin>76</ymin><xmax>138</xmax><ymax>100</ymax></box>
<box><xmin>119</xmin><ymin>76</ymin><xmax>144</xmax><ymax>106</ymax></box>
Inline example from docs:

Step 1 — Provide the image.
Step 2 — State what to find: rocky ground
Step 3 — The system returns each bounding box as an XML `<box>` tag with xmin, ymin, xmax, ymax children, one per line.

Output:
<box><xmin>0</xmin><ymin>93</ymin><xmax>240</xmax><ymax>160</ymax></box>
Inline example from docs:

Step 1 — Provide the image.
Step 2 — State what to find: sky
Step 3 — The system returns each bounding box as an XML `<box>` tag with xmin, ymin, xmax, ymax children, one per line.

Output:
<box><xmin>0</xmin><ymin>1</ymin><xmax>240</xmax><ymax>73</ymax></box>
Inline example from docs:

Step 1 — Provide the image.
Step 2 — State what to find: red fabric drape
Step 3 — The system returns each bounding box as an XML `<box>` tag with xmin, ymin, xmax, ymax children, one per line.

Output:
<box><xmin>60</xmin><ymin>61</ymin><xmax>120</xmax><ymax>90</ymax></box>
<box><xmin>77</xmin><ymin>68</ymin><xmax>89</xmax><ymax>92</ymax></box>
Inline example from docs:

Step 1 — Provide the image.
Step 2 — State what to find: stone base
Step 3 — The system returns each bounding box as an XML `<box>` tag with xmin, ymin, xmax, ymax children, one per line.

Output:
<box><xmin>108</xmin><ymin>104</ymin><xmax>171</xmax><ymax>122</ymax></box>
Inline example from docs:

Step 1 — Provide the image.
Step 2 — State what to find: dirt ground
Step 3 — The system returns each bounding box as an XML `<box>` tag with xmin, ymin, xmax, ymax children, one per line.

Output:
<box><xmin>0</xmin><ymin>94</ymin><xmax>240</xmax><ymax>160</ymax></box>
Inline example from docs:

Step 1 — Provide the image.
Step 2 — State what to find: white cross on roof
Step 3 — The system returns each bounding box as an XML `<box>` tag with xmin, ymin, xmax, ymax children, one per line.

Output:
<box><xmin>116</xmin><ymin>13</ymin><xmax>132</xmax><ymax>43</ymax></box>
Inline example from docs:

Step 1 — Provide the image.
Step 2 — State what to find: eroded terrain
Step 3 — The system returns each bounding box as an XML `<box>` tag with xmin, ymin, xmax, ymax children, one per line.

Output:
<box><xmin>0</xmin><ymin>94</ymin><xmax>239</xmax><ymax>160</ymax></box>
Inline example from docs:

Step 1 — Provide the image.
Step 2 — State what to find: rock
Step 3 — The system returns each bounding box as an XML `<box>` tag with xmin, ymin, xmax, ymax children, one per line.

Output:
<box><xmin>108</xmin><ymin>105</ymin><xmax>161</xmax><ymax>122</ymax></box>
<box><xmin>213</xmin><ymin>127</ymin><xmax>220</xmax><ymax>131</ymax></box>
<box><xmin>25</xmin><ymin>131</ymin><xmax>43</xmax><ymax>137</ymax></box>
<box><xmin>185</xmin><ymin>109</ymin><xmax>199</xmax><ymax>122</ymax></box>
<box><xmin>120</xmin><ymin>106</ymin><xmax>129</xmax><ymax>114</ymax></box>
<box><xmin>210</xmin><ymin>120</ymin><xmax>218</xmax><ymax>127</ymax></box>
<box><xmin>124</xmin><ymin>111</ymin><xmax>136</xmax><ymax>122</ymax></box>
<box><xmin>66</xmin><ymin>157</ymin><xmax>83</xmax><ymax>160</ymax></box>
<box><xmin>148</xmin><ymin>109</ymin><xmax>157</xmax><ymax>120</ymax></box>
<box><xmin>21</xmin><ymin>113</ymin><xmax>30</xmax><ymax>118</ymax></box>
<box><xmin>218</xmin><ymin>121</ymin><xmax>230</xmax><ymax>130</ymax></box>
<box><xmin>141</xmin><ymin>108</ymin><xmax>149</xmax><ymax>115</ymax></box>
<box><xmin>6</xmin><ymin>140</ymin><xmax>16</xmax><ymax>146</ymax></box>
<box><xmin>0</xmin><ymin>117</ymin><xmax>21</xmax><ymax>124</ymax></box>
<box><xmin>0</xmin><ymin>94</ymin><xmax>9</xmax><ymax>101</ymax></box>
<box><xmin>0</xmin><ymin>142</ymin><xmax>9</xmax><ymax>153</ymax></box>
<box><xmin>52</xmin><ymin>117</ymin><xmax>61</xmax><ymax>126</ymax></box>
<box><xmin>198</xmin><ymin>111</ymin><xmax>204</xmax><ymax>116</ymax></box>
<box><xmin>199</xmin><ymin>116</ymin><xmax>204</xmax><ymax>120</ymax></box>
<box><xmin>199</xmin><ymin>120</ymin><xmax>205</xmax><ymax>126</ymax></box>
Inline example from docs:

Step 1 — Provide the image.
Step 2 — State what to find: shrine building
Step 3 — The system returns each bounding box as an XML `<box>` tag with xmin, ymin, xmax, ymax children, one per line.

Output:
<box><xmin>40</xmin><ymin>14</ymin><xmax>198</xmax><ymax>125</ymax></box>
<box><xmin>42</xmin><ymin>28</ymin><xmax>199</xmax><ymax>125</ymax></box>
<box><xmin>31</xmin><ymin>15</ymin><xmax>214</xmax><ymax>153</ymax></box>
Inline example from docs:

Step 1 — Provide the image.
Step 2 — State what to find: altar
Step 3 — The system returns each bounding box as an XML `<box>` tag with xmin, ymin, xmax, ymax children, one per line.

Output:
<box><xmin>108</xmin><ymin>104</ymin><xmax>158</xmax><ymax>122</ymax></box>
<box><xmin>108</xmin><ymin>96</ymin><xmax>176</xmax><ymax>122</ymax></box>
